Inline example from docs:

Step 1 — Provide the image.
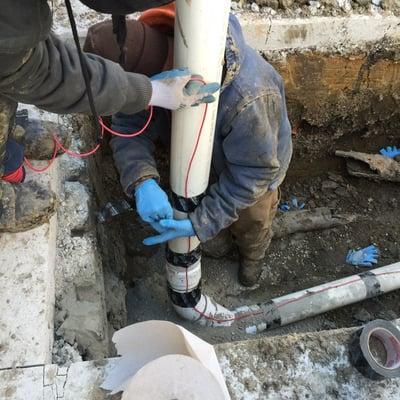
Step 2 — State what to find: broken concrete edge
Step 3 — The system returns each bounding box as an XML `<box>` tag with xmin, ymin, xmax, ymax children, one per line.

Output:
<box><xmin>2</xmin><ymin>321</ymin><xmax>400</xmax><ymax>399</ymax></box>
<box><xmin>54</xmin><ymin>124</ymin><xmax>111</xmax><ymax>364</ymax></box>
<box><xmin>217</xmin><ymin>321</ymin><xmax>400</xmax><ymax>399</ymax></box>
<box><xmin>0</xmin><ymin>160</ymin><xmax>59</xmax><ymax>369</ymax></box>
<box><xmin>55</xmin><ymin>13</ymin><xmax>400</xmax><ymax>54</ymax></box>
<box><xmin>0</xmin><ymin>106</ymin><xmax>111</xmax><ymax>367</ymax></box>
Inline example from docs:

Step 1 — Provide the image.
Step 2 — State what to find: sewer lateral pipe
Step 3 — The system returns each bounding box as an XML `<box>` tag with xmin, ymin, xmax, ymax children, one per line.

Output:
<box><xmin>167</xmin><ymin>0</ymin><xmax>233</xmax><ymax>327</ymax></box>
<box><xmin>242</xmin><ymin>262</ymin><xmax>400</xmax><ymax>334</ymax></box>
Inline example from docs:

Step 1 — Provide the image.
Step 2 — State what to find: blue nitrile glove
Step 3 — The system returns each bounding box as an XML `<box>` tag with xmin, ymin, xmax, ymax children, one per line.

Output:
<box><xmin>149</xmin><ymin>68</ymin><xmax>220</xmax><ymax>110</ymax></box>
<box><xmin>143</xmin><ymin>219</ymin><xmax>196</xmax><ymax>246</ymax></box>
<box><xmin>134</xmin><ymin>179</ymin><xmax>173</xmax><ymax>224</ymax></box>
<box><xmin>279</xmin><ymin>196</ymin><xmax>305</xmax><ymax>212</ymax></box>
<box><xmin>346</xmin><ymin>245</ymin><xmax>379</xmax><ymax>267</ymax></box>
<box><xmin>380</xmin><ymin>146</ymin><xmax>400</xmax><ymax>159</ymax></box>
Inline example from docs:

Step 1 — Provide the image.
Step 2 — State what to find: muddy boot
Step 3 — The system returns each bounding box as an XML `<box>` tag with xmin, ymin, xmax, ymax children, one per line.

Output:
<box><xmin>202</xmin><ymin>229</ymin><xmax>234</xmax><ymax>258</ymax></box>
<box><xmin>14</xmin><ymin>110</ymin><xmax>71</xmax><ymax>160</ymax></box>
<box><xmin>0</xmin><ymin>180</ymin><xmax>57</xmax><ymax>233</ymax></box>
<box><xmin>238</xmin><ymin>258</ymin><xmax>264</xmax><ymax>287</ymax></box>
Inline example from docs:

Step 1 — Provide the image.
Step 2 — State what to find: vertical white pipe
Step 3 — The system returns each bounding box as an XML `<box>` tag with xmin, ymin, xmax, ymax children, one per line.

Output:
<box><xmin>166</xmin><ymin>0</ymin><xmax>233</xmax><ymax>326</ymax></box>
<box><xmin>170</xmin><ymin>0</ymin><xmax>231</xmax><ymax>198</ymax></box>
<box><xmin>169</xmin><ymin>0</ymin><xmax>231</xmax><ymax>254</ymax></box>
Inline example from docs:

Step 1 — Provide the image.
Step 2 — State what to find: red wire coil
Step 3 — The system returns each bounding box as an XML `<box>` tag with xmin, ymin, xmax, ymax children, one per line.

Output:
<box><xmin>1</xmin><ymin>166</ymin><xmax>25</xmax><ymax>183</ymax></box>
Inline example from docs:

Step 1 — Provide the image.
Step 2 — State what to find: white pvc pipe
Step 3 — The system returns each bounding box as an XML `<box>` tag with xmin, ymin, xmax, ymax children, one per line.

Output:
<box><xmin>166</xmin><ymin>0</ymin><xmax>232</xmax><ymax>326</ymax></box>
<box><xmin>244</xmin><ymin>262</ymin><xmax>400</xmax><ymax>334</ymax></box>
<box><xmin>170</xmin><ymin>0</ymin><xmax>231</xmax><ymax>198</ymax></box>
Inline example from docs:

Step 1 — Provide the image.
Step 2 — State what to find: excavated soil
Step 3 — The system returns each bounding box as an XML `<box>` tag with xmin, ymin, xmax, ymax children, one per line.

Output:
<box><xmin>95</xmin><ymin>124</ymin><xmax>400</xmax><ymax>346</ymax></box>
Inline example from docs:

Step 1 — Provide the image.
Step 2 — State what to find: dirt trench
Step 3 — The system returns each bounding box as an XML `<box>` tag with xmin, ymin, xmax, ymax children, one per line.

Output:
<box><xmin>87</xmin><ymin>44</ymin><xmax>400</xmax><ymax>353</ymax></box>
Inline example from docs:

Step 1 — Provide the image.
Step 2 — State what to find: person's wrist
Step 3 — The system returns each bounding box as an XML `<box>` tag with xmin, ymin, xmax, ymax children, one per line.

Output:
<box><xmin>134</xmin><ymin>178</ymin><xmax>156</xmax><ymax>192</ymax></box>
<box><xmin>149</xmin><ymin>81</ymin><xmax>168</xmax><ymax>109</ymax></box>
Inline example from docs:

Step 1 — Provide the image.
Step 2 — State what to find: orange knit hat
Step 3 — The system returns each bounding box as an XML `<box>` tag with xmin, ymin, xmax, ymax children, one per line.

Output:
<box><xmin>139</xmin><ymin>2</ymin><xmax>176</xmax><ymax>34</ymax></box>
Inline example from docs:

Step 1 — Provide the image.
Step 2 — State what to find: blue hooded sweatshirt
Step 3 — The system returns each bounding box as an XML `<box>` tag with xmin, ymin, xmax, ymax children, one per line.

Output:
<box><xmin>110</xmin><ymin>14</ymin><xmax>293</xmax><ymax>242</ymax></box>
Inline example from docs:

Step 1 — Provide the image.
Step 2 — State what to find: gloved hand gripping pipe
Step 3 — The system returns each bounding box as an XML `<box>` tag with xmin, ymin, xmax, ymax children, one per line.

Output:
<box><xmin>166</xmin><ymin>0</ymin><xmax>234</xmax><ymax>327</ymax></box>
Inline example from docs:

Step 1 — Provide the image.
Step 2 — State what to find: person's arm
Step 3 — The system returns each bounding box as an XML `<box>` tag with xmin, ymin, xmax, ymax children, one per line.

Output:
<box><xmin>0</xmin><ymin>34</ymin><xmax>152</xmax><ymax>116</ymax></box>
<box><xmin>109</xmin><ymin>109</ymin><xmax>168</xmax><ymax>195</ymax></box>
<box><xmin>190</xmin><ymin>93</ymin><xmax>284</xmax><ymax>242</ymax></box>
<box><xmin>110</xmin><ymin>109</ymin><xmax>174</xmax><ymax>227</ymax></box>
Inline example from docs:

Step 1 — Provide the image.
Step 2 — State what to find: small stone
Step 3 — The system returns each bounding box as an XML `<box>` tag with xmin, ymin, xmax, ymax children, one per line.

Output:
<box><xmin>231</xmin><ymin>1</ymin><xmax>239</xmax><ymax>10</ymax></box>
<box><xmin>327</xmin><ymin>200</ymin><xmax>338</xmax><ymax>209</ymax></box>
<box><xmin>251</xmin><ymin>2</ymin><xmax>260</xmax><ymax>11</ymax></box>
<box><xmin>335</xmin><ymin>187</ymin><xmax>352</xmax><ymax>198</ymax></box>
<box><xmin>381</xmin><ymin>0</ymin><xmax>399</xmax><ymax>9</ymax></box>
<box><xmin>337</xmin><ymin>0</ymin><xmax>353</xmax><ymax>11</ymax></box>
<box><xmin>263</xmin><ymin>0</ymin><xmax>280</xmax><ymax>9</ymax></box>
<box><xmin>389</xmin><ymin>198</ymin><xmax>398</xmax><ymax>208</ymax></box>
<box><xmin>377</xmin><ymin>310</ymin><xmax>398</xmax><ymax>320</ymax></box>
<box><xmin>308</xmin><ymin>199</ymin><xmax>317</xmax><ymax>208</ymax></box>
<box><xmin>264</xmin><ymin>6</ymin><xmax>278</xmax><ymax>14</ymax></box>
<box><xmin>322</xmin><ymin>180</ymin><xmax>340</xmax><ymax>190</ymax></box>
<box><xmin>328</xmin><ymin>172</ymin><xmax>345</xmax><ymax>183</ymax></box>
<box><xmin>279</xmin><ymin>0</ymin><xmax>294</xmax><ymax>8</ymax></box>
<box><xmin>63</xmin><ymin>181</ymin><xmax>90</xmax><ymax>231</ymax></box>
<box><xmin>354</xmin><ymin>0</ymin><xmax>370</xmax><ymax>5</ymax></box>
<box><xmin>322</xmin><ymin>320</ymin><xmax>337</xmax><ymax>330</ymax></box>
<box><xmin>354</xmin><ymin>308</ymin><xmax>373</xmax><ymax>323</ymax></box>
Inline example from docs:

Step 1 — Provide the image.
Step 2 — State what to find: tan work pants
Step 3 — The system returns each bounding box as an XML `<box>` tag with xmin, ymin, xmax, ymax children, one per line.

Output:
<box><xmin>230</xmin><ymin>190</ymin><xmax>279</xmax><ymax>261</ymax></box>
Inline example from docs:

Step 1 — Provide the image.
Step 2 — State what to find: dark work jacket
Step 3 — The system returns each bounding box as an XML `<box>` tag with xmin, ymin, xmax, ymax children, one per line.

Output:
<box><xmin>111</xmin><ymin>15</ymin><xmax>293</xmax><ymax>242</ymax></box>
<box><xmin>0</xmin><ymin>0</ymin><xmax>153</xmax><ymax>115</ymax></box>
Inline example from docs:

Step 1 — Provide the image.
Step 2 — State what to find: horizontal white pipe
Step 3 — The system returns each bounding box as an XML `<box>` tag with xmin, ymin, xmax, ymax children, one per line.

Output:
<box><xmin>246</xmin><ymin>262</ymin><xmax>400</xmax><ymax>333</ymax></box>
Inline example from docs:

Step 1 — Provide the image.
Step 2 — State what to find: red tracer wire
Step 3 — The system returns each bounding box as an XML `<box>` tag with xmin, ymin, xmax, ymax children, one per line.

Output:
<box><xmin>24</xmin><ymin>107</ymin><xmax>154</xmax><ymax>172</ymax></box>
<box><xmin>182</xmin><ymin>99</ymin><xmax>264</xmax><ymax>323</ymax></box>
<box><xmin>99</xmin><ymin>106</ymin><xmax>154</xmax><ymax>138</ymax></box>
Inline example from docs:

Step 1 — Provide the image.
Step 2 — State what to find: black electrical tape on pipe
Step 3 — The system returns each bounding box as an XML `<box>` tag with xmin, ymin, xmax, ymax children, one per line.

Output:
<box><xmin>359</xmin><ymin>272</ymin><xmax>383</xmax><ymax>298</ymax></box>
<box><xmin>171</xmin><ymin>192</ymin><xmax>204</xmax><ymax>214</ymax></box>
<box><xmin>349</xmin><ymin>319</ymin><xmax>400</xmax><ymax>380</ymax></box>
<box><xmin>166</xmin><ymin>246</ymin><xmax>201</xmax><ymax>268</ymax></box>
<box><xmin>261</xmin><ymin>300</ymin><xmax>282</xmax><ymax>330</ymax></box>
<box><xmin>168</xmin><ymin>284</ymin><xmax>202</xmax><ymax>308</ymax></box>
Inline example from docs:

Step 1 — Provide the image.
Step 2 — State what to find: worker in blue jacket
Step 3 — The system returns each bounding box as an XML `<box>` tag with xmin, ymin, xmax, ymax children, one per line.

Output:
<box><xmin>86</xmin><ymin>10</ymin><xmax>293</xmax><ymax>286</ymax></box>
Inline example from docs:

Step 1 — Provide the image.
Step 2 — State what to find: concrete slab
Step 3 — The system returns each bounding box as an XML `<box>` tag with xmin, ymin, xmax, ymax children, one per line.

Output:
<box><xmin>216</xmin><ymin>323</ymin><xmax>400</xmax><ymax>400</ymax></box>
<box><xmin>0</xmin><ymin>360</ymin><xmax>119</xmax><ymax>400</ymax></box>
<box><xmin>240</xmin><ymin>14</ymin><xmax>400</xmax><ymax>52</ymax></box>
<box><xmin>2</xmin><ymin>323</ymin><xmax>400</xmax><ymax>399</ymax></box>
<box><xmin>0</xmin><ymin>162</ymin><xmax>58</xmax><ymax>369</ymax></box>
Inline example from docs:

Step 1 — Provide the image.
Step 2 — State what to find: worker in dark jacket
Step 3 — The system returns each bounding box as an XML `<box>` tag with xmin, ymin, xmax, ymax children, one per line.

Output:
<box><xmin>86</xmin><ymin>9</ymin><xmax>292</xmax><ymax>286</ymax></box>
<box><xmin>0</xmin><ymin>0</ymin><xmax>218</xmax><ymax>233</ymax></box>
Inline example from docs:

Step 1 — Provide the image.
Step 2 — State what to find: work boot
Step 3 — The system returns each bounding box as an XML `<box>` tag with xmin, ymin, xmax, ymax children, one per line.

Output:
<box><xmin>202</xmin><ymin>229</ymin><xmax>234</xmax><ymax>259</ymax></box>
<box><xmin>0</xmin><ymin>180</ymin><xmax>57</xmax><ymax>233</ymax></box>
<box><xmin>14</xmin><ymin>110</ymin><xmax>71</xmax><ymax>160</ymax></box>
<box><xmin>238</xmin><ymin>258</ymin><xmax>264</xmax><ymax>287</ymax></box>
